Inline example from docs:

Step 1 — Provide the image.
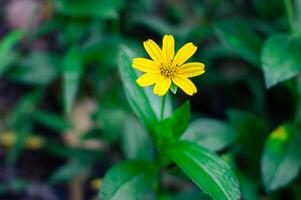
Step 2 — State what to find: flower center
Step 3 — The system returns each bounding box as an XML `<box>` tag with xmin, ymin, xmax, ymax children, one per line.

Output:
<box><xmin>160</xmin><ymin>63</ymin><xmax>177</xmax><ymax>78</ymax></box>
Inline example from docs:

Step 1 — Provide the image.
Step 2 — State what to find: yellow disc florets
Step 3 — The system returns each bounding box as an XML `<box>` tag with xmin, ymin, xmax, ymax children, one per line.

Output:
<box><xmin>160</xmin><ymin>62</ymin><xmax>177</xmax><ymax>78</ymax></box>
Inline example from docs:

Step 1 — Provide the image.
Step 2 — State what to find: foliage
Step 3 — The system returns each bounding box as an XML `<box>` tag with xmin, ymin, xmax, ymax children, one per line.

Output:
<box><xmin>0</xmin><ymin>0</ymin><xmax>301</xmax><ymax>199</ymax></box>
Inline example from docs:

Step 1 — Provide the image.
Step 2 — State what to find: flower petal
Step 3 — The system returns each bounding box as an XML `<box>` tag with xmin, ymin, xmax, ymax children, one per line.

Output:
<box><xmin>143</xmin><ymin>39</ymin><xmax>165</xmax><ymax>64</ymax></box>
<box><xmin>153</xmin><ymin>76</ymin><xmax>171</xmax><ymax>96</ymax></box>
<box><xmin>173</xmin><ymin>42</ymin><xmax>197</xmax><ymax>66</ymax></box>
<box><xmin>162</xmin><ymin>34</ymin><xmax>175</xmax><ymax>63</ymax></box>
<box><xmin>172</xmin><ymin>75</ymin><xmax>197</xmax><ymax>96</ymax></box>
<box><xmin>136</xmin><ymin>73</ymin><xmax>161</xmax><ymax>86</ymax></box>
<box><xmin>132</xmin><ymin>58</ymin><xmax>160</xmax><ymax>73</ymax></box>
<box><xmin>177</xmin><ymin>62</ymin><xmax>205</xmax><ymax>77</ymax></box>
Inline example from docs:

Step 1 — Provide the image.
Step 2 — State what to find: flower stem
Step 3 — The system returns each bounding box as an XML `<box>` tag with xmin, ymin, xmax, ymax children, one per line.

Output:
<box><xmin>160</xmin><ymin>95</ymin><xmax>167</xmax><ymax>120</ymax></box>
<box><xmin>284</xmin><ymin>0</ymin><xmax>295</xmax><ymax>33</ymax></box>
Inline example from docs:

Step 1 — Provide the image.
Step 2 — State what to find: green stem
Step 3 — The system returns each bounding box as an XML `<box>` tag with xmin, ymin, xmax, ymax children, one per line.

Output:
<box><xmin>284</xmin><ymin>0</ymin><xmax>295</xmax><ymax>33</ymax></box>
<box><xmin>160</xmin><ymin>95</ymin><xmax>167</xmax><ymax>120</ymax></box>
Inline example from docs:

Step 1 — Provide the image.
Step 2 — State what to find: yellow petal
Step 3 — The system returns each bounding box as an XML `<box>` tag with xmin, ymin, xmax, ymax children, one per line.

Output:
<box><xmin>162</xmin><ymin>34</ymin><xmax>175</xmax><ymax>63</ymax></box>
<box><xmin>136</xmin><ymin>73</ymin><xmax>160</xmax><ymax>86</ymax></box>
<box><xmin>143</xmin><ymin>39</ymin><xmax>165</xmax><ymax>64</ymax></box>
<box><xmin>173</xmin><ymin>42</ymin><xmax>197</xmax><ymax>66</ymax></box>
<box><xmin>153</xmin><ymin>76</ymin><xmax>171</xmax><ymax>96</ymax></box>
<box><xmin>172</xmin><ymin>75</ymin><xmax>197</xmax><ymax>96</ymax></box>
<box><xmin>177</xmin><ymin>62</ymin><xmax>205</xmax><ymax>78</ymax></box>
<box><xmin>132</xmin><ymin>58</ymin><xmax>160</xmax><ymax>73</ymax></box>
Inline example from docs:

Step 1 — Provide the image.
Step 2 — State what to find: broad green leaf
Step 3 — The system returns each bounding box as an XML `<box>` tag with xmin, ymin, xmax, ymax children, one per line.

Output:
<box><xmin>44</xmin><ymin>141</ymin><xmax>103</xmax><ymax>162</ymax></box>
<box><xmin>118</xmin><ymin>45</ymin><xmax>158</xmax><ymax>130</ymax></box>
<box><xmin>227</xmin><ymin>109</ymin><xmax>268</xmax><ymax>175</ymax></box>
<box><xmin>63</xmin><ymin>46</ymin><xmax>83</xmax><ymax>114</ymax></box>
<box><xmin>121</xmin><ymin>116</ymin><xmax>154</xmax><ymax>160</ymax></box>
<box><xmin>94</xmin><ymin>104</ymin><xmax>128</xmax><ymax>142</ymax></box>
<box><xmin>214</xmin><ymin>18</ymin><xmax>262</xmax><ymax>66</ymax></box>
<box><xmin>5</xmin><ymin>124</ymin><xmax>32</xmax><ymax>165</ymax></box>
<box><xmin>49</xmin><ymin>159</ymin><xmax>89</xmax><ymax>183</ymax></box>
<box><xmin>159</xmin><ymin>189</ymin><xmax>210</xmax><ymax>200</ymax></box>
<box><xmin>182</xmin><ymin>118</ymin><xmax>237</xmax><ymax>152</ymax></box>
<box><xmin>32</xmin><ymin>110</ymin><xmax>71</xmax><ymax>132</ymax></box>
<box><xmin>261</xmin><ymin>123</ymin><xmax>301</xmax><ymax>192</ymax></box>
<box><xmin>166</xmin><ymin>141</ymin><xmax>240</xmax><ymax>200</ymax></box>
<box><xmin>238</xmin><ymin>174</ymin><xmax>259</xmax><ymax>200</ymax></box>
<box><xmin>166</xmin><ymin>101</ymin><xmax>190</xmax><ymax>139</ymax></box>
<box><xmin>7</xmin><ymin>91</ymin><xmax>41</xmax><ymax>126</ymax></box>
<box><xmin>98</xmin><ymin>161</ymin><xmax>158</xmax><ymax>200</ymax></box>
<box><xmin>129</xmin><ymin>14</ymin><xmax>173</xmax><ymax>35</ymax></box>
<box><xmin>82</xmin><ymin>34</ymin><xmax>121</xmax><ymax>66</ymax></box>
<box><xmin>6</xmin><ymin>91</ymin><xmax>41</xmax><ymax>165</ymax></box>
<box><xmin>0</xmin><ymin>30</ymin><xmax>25</xmax><ymax>75</ymax></box>
<box><xmin>54</xmin><ymin>0</ymin><xmax>123</xmax><ymax>19</ymax></box>
<box><xmin>81</xmin><ymin>129</ymin><xmax>102</xmax><ymax>140</ymax></box>
<box><xmin>261</xmin><ymin>34</ymin><xmax>301</xmax><ymax>88</ymax></box>
<box><xmin>156</xmin><ymin>101</ymin><xmax>190</xmax><ymax>142</ymax></box>
<box><xmin>10</xmin><ymin>52</ymin><xmax>59</xmax><ymax>86</ymax></box>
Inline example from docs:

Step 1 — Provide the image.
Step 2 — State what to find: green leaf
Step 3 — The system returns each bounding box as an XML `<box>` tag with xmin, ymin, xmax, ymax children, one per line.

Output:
<box><xmin>261</xmin><ymin>123</ymin><xmax>301</xmax><ymax>192</ymax></box>
<box><xmin>7</xmin><ymin>91</ymin><xmax>41</xmax><ymax>126</ymax></box>
<box><xmin>54</xmin><ymin>0</ymin><xmax>123</xmax><ymax>19</ymax></box>
<box><xmin>94</xmin><ymin>104</ymin><xmax>128</xmax><ymax>142</ymax></box>
<box><xmin>45</xmin><ymin>143</ymin><xmax>102</xmax><ymax>161</ymax></box>
<box><xmin>170</xmin><ymin>83</ymin><xmax>177</xmax><ymax>94</ymax></box>
<box><xmin>81</xmin><ymin>129</ymin><xmax>102</xmax><ymax>140</ymax></box>
<box><xmin>32</xmin><ymin>110</ymin><xmax>71</xmax><ymax>132</ymax></box>
<box><xmin>214</xmin><ymin>18</ymin><xmax>262</xmax><ymax>66</ymax></box>
<box><xmin>261</xmin><ymin>34</ymin><xmax>301</xmax><ymax>88</ymax></box>
<box><xmin>182</xmin><ymin>118</ymin><xmax>237</xmax><ymax>152</ymax></box>
<box><xmin>98</xmin><ymin>161</ymin><xmax>158</xmax><ymax>200</ymax></box>
<box><xmin>129</xmin><ymin>14</ymin><xmax>174</xmax><ymax>35</ymax></box>
<box><xmin>156</xmin><ymin>101</ymin><xmax>190</xmax><ymax>142</ymax></box>
<box><xmin>5</xmin><ymin>124</ymin><xmax>32</xmax><ymax>165</ymax></box>
<box><xmin>6</xmin><ymin>91</ymin><xmax>41</xmax><ymax>165</ymax></box>
<box><xmin>82</xmin><ymin>34</ymin><xmax>121</xmax><ymax>66</ymax></box>
<box><xmin>165</xmin><ymin>141</ymin><xmax>240</xmax><ymax>200</ymax></box>
<box><xmin>49</xmin><ymin>159</ymin><xmax>89</xmax><ymax>183</ymax></box>
<box><xmin>159</xmin><ymin>189</ymin><xmax>210</xmax><ymax>200</ymax></box>
<box><xmin>227</xmin><ymin>109</ymin><xmax>268</xmax><ymax>174</ymax></box>
<box><xmin>118</xmin><ymin>45</ymin><xmax>158</xmax><ymax>130</ymax></box>
<box><xmin>238</xmin><ymin>174</ymin><xmax>259</xmax><ymax>200</ymax></box>
<box><xmin>63</xmin><ymin>46</ymin><xmax>83</xmax><ymax>114</ymax></box>
<box><xmin>0</xmin><ymin>30</ymin><xmax>25</xmax><ymax>75</ymax></box>
<box><xmin>121</xmin><ymin>116</ymin><xmax>154</xmax><ymax>160</ymax></box>
<box><xmin>10</xmin><ymin>52</ymin><xmax>59</xmax><ymax>86</ymax></box>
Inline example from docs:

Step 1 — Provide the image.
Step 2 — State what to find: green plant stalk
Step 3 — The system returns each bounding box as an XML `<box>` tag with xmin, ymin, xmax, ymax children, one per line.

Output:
<box><xmin>284</xmin><ymin>0</ymin><xmax>295</xmax><ymax>33</ymax></box>
<box><xmin>157</xmin><ymin>94</ymin><xmax>168</xmax><ymax>196</ymax></box>
<box><xmin>160</xmin><ymin>95</ymin><xmax>167</xmax><ymax>120</ymax></box>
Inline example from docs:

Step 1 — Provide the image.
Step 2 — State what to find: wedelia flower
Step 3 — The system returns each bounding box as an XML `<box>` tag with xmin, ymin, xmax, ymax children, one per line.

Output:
<box><xmin>132</xmin><ymin>34</ymin><xmax>205</xmax><ymax>96</ymax></box>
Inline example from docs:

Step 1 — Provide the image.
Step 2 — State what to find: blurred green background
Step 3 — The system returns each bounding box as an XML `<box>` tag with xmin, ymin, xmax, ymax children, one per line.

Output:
<box><xmin>0</xmin><ymin>0</ymin><xmax>301</xmax><ymax>199</ymax></box>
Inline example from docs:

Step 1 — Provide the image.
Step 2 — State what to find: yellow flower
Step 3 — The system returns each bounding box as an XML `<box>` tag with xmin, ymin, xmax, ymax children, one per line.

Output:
<box><xmin>132</xmin><ymin>34</ymin><xmax>205</xmax><ymax>96</ymax></box>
